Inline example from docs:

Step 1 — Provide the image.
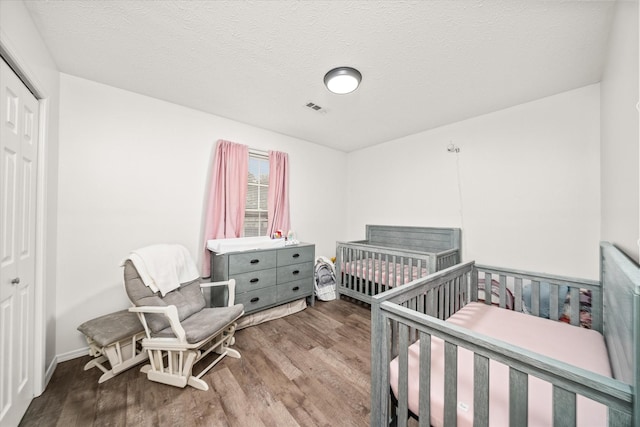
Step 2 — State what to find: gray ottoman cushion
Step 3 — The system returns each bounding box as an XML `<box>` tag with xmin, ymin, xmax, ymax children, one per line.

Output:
<box><xmin>77</xmin><ymin>309</ymin><xmax>144</xmax><ymax>347</ymax></box>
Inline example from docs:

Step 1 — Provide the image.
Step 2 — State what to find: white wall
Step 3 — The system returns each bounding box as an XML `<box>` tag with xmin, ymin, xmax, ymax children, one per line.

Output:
<box><xmin>346</xmin><ymin>85</ymin><xmax>601</xmax><ymax>279</ymax></box>
<box><xmin>600</xmin><ymin>0</ymin><xmax>639</xmax><ymax>262</ymax></box>
<box><xmin>57</xmin><ymin>73</ymin><xmax>347</xmax><ymax>355</ymax></box>
<box><xmin>0</xmin><ymin>0</ymin><xmax>60</xmax><ymax>386</ymax></box>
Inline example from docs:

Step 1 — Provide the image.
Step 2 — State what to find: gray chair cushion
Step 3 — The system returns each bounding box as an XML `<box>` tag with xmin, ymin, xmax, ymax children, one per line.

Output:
<box><xmin>123</xmin><ymin>260</ymin><xmax>207</xmax><ymax>334</ymax></box>
<box><xmin>154</xmin><ymin>304</ymin><xmax>244</xmax><ymax>344</ymax></box>
<box><xmin>77</xmin><ymin>309</ymin><xmax>145</xmax><ymax>347</ymax></box>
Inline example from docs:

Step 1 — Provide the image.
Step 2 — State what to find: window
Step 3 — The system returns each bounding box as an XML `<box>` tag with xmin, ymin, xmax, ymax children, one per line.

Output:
<box><xmin>244</xmin><ymin>153</ymin><xmax>269</xmax><ymax>237</ymax></box>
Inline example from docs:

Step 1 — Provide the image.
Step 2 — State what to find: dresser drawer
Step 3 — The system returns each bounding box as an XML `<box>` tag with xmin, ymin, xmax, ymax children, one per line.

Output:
<box><xmin>277</xmin><ymin>278</ymin><xmax>313</xmax><ymax>302</ymax></box>
<box><xmin>228</xmin><ymin>250</ymin><xmax>276</xmax><ymax>275</ymax></box>
<box><xmin>277</xmin><ymin>261</ymin><xmax>313</xmax><ymax>284</ymax></box>
<box><xmin>277</xmin><ymin>245</ymin><xmax>314</xmax><ymax>267</ymax></box>
<box><xmin>232</xmin><ymin>268</ymin><xmax>277</xmax><ymax>293</ymax></box>
<box><xmin>235</xmin><ymin>287</ymin><xmax>278</xmax><ymax>313</ymax></box>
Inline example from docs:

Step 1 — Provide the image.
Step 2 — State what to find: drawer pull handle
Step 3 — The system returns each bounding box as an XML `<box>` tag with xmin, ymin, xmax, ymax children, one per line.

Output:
<box><xmin>250</xmin><ymin>297</ymin><xmax>260</xmax><ymax>303</ymax></box>
<box><xmin>250</xmin><ymin>278</ymin><xmax>259</xmax><ymax>283</ymax></box>
<box><xmin>292</xmin><ymin>286</ymin><xmax>300</xmax><ymax>291</ymax></box>
<box><xmin>292</xmin><ymin>253</ymin><xmax>300</xmax><ymax>258</ymax></box>
<box><xmin>292</xmin><ymin>270</ymin><xmax>300</xmax><ymax>275</ymax></box>
<box><xmin>250</xmin><ymin>259</ymin><xmax>260</xmax><ymax>264</ymax></box>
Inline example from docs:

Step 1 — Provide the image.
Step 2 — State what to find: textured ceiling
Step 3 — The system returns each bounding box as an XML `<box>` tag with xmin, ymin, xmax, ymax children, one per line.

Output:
<box><xmin>24</xmin><ymin>0</ymin><xmax>615</xmax><ymax>152</ymax></box>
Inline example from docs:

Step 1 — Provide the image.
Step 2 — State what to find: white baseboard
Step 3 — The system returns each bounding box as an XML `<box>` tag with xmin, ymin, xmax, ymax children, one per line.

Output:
<box><xmin>57</xmin><ymin>347</ymin><xmax>90</xmax><ymax>363</ymax></box>
<box><xmin>43</xmin><ymin>357</ymin><xmax>56</xmax><ymax>392</ymax></box>
<box><xmin>39</xmin><ymin>347</ymin><xmax>89</xmax><ymax>395</ymax></box>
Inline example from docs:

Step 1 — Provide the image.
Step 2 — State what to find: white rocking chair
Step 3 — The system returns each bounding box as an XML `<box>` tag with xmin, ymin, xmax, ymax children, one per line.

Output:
<box><xmin>123</xmin><ymin>254</ymin><xmax>244</xmax><ymax>391</ymax></box>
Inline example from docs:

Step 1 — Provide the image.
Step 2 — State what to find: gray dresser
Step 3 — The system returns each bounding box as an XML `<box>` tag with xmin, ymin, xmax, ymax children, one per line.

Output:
<box><xmin>209</xmin><ymin>243</ymin><xmax>315</xmax><ymax>315</ymax></box>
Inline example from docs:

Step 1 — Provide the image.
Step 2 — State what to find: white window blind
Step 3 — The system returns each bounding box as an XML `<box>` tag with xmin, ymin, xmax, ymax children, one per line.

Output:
<box><xmin>244</xmin><ymin>152</ymin><xmax>269</xmax><ymax>237</ymax></box>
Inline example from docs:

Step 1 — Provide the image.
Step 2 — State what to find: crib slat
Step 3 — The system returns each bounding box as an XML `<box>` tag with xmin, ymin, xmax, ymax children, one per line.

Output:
<box><xmin>364</xmin><ymin>250</ymin><xmax>369</xmax><ymax>294</ymax></box>
<box><xmin>450</xmin><ymin>278</ymin><xmax>455</xmax><ymax>314</ymax></box>
<box><xmin>392</xmin><ymin>255</ymin><xmax>398</xmax><ymax>288</ymax></box>
<box><xmin>569</xmin><ymin>287</ymin><xmax>580</xmax><ymax>326</ymax></box>
<box><xmin>390</xmin><ymin>320</ymin><xmax>398</xmax><ymax>366</ymax></box>
<box><xmin>366</xmin><ymin>250</ymin><xmax>371</xmax><ymax>294</ymax></box>
<box><xmin>514</xmin><ymin>277</ymin><xmax>523</xmax><ymax>312</ymax></box>
<box><xmin>471</xmin><ymin>268</ymin><xmax>478</xmax><ymax>302</ymax></box>
<box><xmin>499</xmin><ymin>275</ymin><xmax>507</xmax><ymax>308</ymax></box>
<box><xmin>509</xmin><ymin>368</ymin><xmax>528</xmax><ymax>425</ymax></box>
<box><xmin>446</xmin><ymin>280</ymin><xmax>451</xmax><ymax>317</ymax></box>
<box><xmin>461</xmin><ymin>272</ymin><xmax>467</xmax><ymax>307</ymax></box>
<box><xmin>371</xmin><ymin>252</ymin><xmax>377</xmax><ymax>294</ymax></box>
<box><xmin>365</xmin><ymin>251</ymin><xmax>371</xmax><ymax>297</ymax></box>
<box><xmin>384</xmin><ymin>253</ymin><xmax>390</xmax><ymax>293</ymax></box>
<box><xmin>473</xmin><ymin>354</ymin><xmax>489</xmax><ymax>427</ymax></box>
<box><xmin>376</xmin><ymin>253</ymin><xmax>388</xmax><ymax>293</ymax></box>
<box><xmin>358</xmin><ymin>249</ymin><xmax>363</xmax><ymax>294</ymax></box>
<box><xmin>418</xmin><ymin>333</ymin><xmax>431</xmax><ymax>427</ymax></box>
<box><xmin>388</xmin><ymin>254</ymin><xmax>393</xmax><ymax>291</ymax></box>
<box><xmin>444</xmin><ymin>342</ymin><xmax>458</xmax><ymax>427</ymax></box>
<box><xmin>405</xmin><ymin>257</ymin><xmax>409</xmax><ymax>282</ymax></box>
<box><xmin>398</xmin><ymin>323</ymin><xmax>409</xmax><ymax>427</ymax></box>
<box><xmin>549</xmin><ymin>283</ymin><xmax>560</xmax><ymax>321</ymax></box>
<box><xmin>345</xmin><ymin>247</ymin><xmax>350</xmax><ymax>291</ymax></box>
<box><xmin>531</xmin><ymin>280</ymin><xmax>540</xmax><ymax>316</ymax></box>
<box><xmin>451</xmin><ymin>278</ymin><xmax>456</xmax><ymax>315</ymax></box>
<box><xmin>348</xmin><ymin>248</ymin><xmax>353</xmax><ymax>291</ymax></box>
<box><xmin>553</xmin><ymin>386</ymin><xmax>576</xmax><ymax>427</ymax></box>
<box><xmin>448</xmin><ymin>278</ymin><xmax>454</xmax><ymax>317</ymax></box>
<box><xmin>442</xmin><ymin>287</ymin><xmax>447</xmax><ymax>318</ymax></box>
<box><xmin>354</xmin><ymin>249</ymin><xmax>359</xmax><ymax>294</ymax></box>
<box><xmin>484</xmin><ymin>273</ymin><xmax>492</xmax><ymax>306</ymax></box>
<box><xmin>360</xmin><ymin>249</ymin><xmax>365</xmax><ymax>294</ymax></box>
<box><xmin>375</xmin><ymin>252</ymin><xmax>380</xmax><ymax>295</ymax></box>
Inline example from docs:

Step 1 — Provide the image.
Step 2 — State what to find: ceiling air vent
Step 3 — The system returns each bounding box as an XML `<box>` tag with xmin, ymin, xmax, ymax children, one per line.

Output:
<box><xmin>305</xmin><ymin>102</ymin><xmax>323</xmax><ymax>111</ymax></box>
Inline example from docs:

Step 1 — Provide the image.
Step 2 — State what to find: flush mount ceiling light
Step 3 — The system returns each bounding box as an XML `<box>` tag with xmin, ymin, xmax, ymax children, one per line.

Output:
<box><xmin>324</xmin><ymin>67</ymin><xmax>362</xmax><ymax>94</ymax></box>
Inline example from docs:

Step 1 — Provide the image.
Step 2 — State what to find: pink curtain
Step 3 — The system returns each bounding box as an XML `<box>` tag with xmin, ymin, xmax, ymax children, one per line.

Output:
<box><xmin>267</xmin><ymin>150</ymin><xmax>290</xmax><ymax>237</ymax></box>
<box><xmin>202</xmin><ymin>140</ymin><xmax>248</xmax><ymax>276</ymax></box>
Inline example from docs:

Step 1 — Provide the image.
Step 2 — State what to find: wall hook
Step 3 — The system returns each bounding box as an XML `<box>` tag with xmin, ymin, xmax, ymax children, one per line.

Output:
<box><xmin>447</xmin><ymin>143</ymin><xmax>460</xmax><ymax>153</ymax></box>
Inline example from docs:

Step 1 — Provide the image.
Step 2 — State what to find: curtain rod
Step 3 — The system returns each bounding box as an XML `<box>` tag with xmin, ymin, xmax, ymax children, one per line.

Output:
<box><xmin>249</xmin><ymin>148</ymin><xmax>268</xmax><ymax>156</ymax></box>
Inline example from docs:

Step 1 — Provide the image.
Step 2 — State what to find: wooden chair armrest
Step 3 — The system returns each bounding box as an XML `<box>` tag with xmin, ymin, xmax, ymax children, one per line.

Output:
<box><xmin>200</xmin><ymin>279</ymin><xmax>236</xmax><ymax>306</ymax></box>
<box><xmin>128</xmin><ymin>305</ymin><xmax>186</xmax><ymax>342</ymax></box>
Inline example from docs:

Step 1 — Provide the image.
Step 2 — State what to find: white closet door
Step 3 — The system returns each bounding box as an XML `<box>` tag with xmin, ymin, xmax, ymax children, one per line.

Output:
<box><xmin>0</xmin><ymin>57</ymin><xmax>39</xmax><ymax>427</ymax></box>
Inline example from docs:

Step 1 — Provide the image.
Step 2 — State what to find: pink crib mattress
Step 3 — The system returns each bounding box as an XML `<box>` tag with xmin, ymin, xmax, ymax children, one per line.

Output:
<box><xmin>341</xmin><ymin>259</ymin><xmax>428</xmax><ymax>287</ymax></box>
<box><xmin>389</xmin><ymin>302</ymin><xmax>611</xmax><ymax>427</ymax></box>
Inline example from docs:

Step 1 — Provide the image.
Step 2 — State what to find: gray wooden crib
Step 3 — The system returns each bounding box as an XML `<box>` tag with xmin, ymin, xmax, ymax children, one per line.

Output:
<box><xmin>335</xmin><ymin>225</ymin><xmax>461</xmax><ymax>304</ymax></box>
<box><xmin>371</xmin><ymin>242</ymin><xmax>639</xmax><ymax>426</ymax></box>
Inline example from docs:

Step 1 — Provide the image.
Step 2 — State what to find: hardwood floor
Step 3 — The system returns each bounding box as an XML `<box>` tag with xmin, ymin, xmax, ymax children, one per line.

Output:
<box><xmin>19</xmin><ymin>298</ymin><xmax>373</xmax><ymax>427</ymax></box>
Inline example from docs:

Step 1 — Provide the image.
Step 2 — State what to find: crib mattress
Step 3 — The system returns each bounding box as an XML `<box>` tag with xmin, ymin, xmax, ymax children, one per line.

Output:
<box><xmin>389</xmin><ymin>302</ymin><xmax>611</xmax><ymax>427</ymax></box>
<box><xmin>342</xmin><ymin>259</ymin><xmax>428</xmax><ymax>287</ymax></box>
